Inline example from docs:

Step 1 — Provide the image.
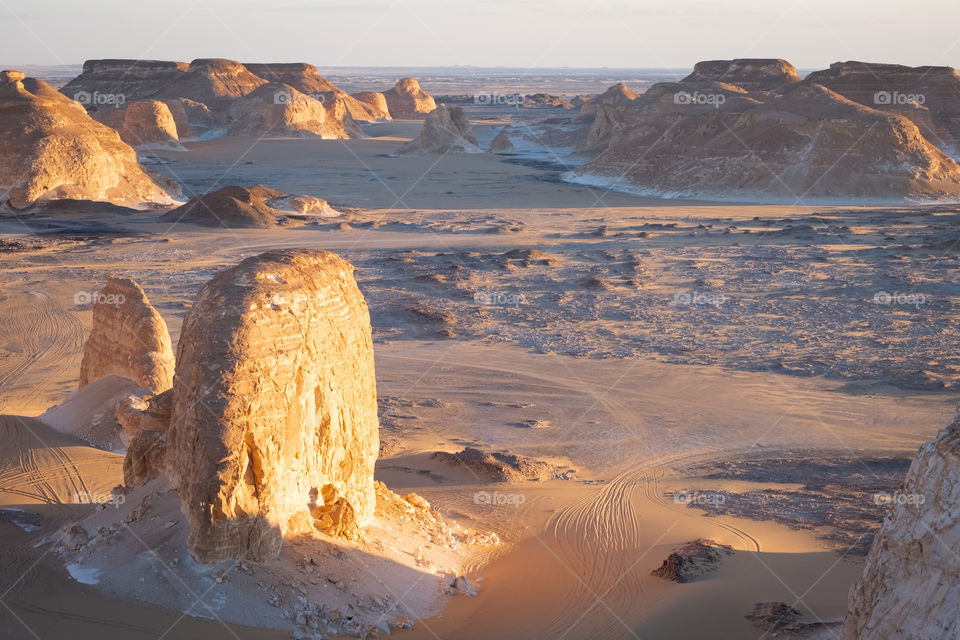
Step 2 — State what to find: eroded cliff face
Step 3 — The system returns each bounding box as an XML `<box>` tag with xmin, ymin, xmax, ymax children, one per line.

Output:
<box><xmin>0</xmin><ymin>70</ymin><xmax>180</xmax><ymax>209</ymax></box>
<box><xmin>78</xmin><ymin>277</ymin><xmax>175</xmax><ymax>394</ymax></box>
<box><xmin>682</xmin><ymin>58</ymin><xmax>800</xmax><ymax>91</ymax></box>
<box><xmin>845</xmin><ymin>409</ymin><xmax>960</xmax><ymax>639</ymax></box>
<box><xmin>166</xmin><ymin>250</ymin><xmax>380</xmax><ymax>562</ymax></box>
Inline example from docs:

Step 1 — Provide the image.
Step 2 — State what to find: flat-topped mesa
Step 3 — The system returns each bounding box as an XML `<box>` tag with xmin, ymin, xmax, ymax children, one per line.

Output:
<box><xmin>61</xmin><ymin>59</ymin><xmax>190</xmax><ymax>104</ymax></box>
<box><xmin>397</xmin><ymin>105</ymin><xmax>479</xmax><ymax>155</ymax></box>
<box><xmin>383</xmin><ymin>77</ymin><xmax>437</xmax><ymax>118</ymax></box>
<box><xmin>0</xmin><ymin>70</ymin><xmax>180</xmax><ymax>209</ymax></box>
<box><xmin>166</xmin><ymin>250</ymin><xmax>380</xmax><ymax>562</ymax></box>
<box><xmin>79</xmin><ymin>277</ymin><xmax>175</xmax><ymax>394</ymax></box>
<box><xmin>682</xmin><ymin>58</ymin><xmax>800</xmax><ymax>91</ymax></box>
<box><xmin>804</xmin><ymin>61</ymin><xmax>960</xmax><ymax>149</ymax></box>
<box><xmin>845</xmin><ymin>409</ymin><xmax>960</xmax><ymax>638</ymax></box>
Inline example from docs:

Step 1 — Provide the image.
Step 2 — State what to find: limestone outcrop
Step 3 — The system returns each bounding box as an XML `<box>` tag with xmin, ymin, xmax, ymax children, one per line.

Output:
<box><xmin>61</xmin><ymin>59</ymin><xmax>190</xmax><ymax>103</ymax></box>
<box><xmin>576</xmin><ymin>65</ymin><xmax>960</xmax><ymax>202</ymax></box>
<box><xmin>245</xmin><ymin>63</ymin><xmax>389</xmax><ymax>122</ymax></box>
<box><xmin>397</xmin><ymin>105</ymin><xmax>479</xmax><ymax>155</ymax></box>
<box><xmin>351</xmin><ymin>91</ymin><xmax>391</xmax><ymax>121</ymax></box>
<box><xmin>804</xmin><ymin>61</ymin><xmax>960</xmax><ymax>151</ymax></box>
<box><xmin>78</xmin><ymin>277</ymin><xmax>175</xmax><ymax>394</ymax></box>
<box><xmin>0</xmin><ymin>70</ymin><xmax>180</xmax><ymax>209</ymax></box>
<box><xmin>382</xmin><ymin>78</ymin><xmax>436</xmax><ymax>118</ymax></box>
<box><xmin>651</xmin><ymin>539</ymin><xmax>733</xmax><ymax>583</ymax></box>
<box><xmin>226</xmin><ymin>82</ymin><xmax>359</xmax><ymax>138</ymax></box>
<box><xmin>166</xmin><ymin>250</ymin><xmax>380</xmax><ymax>562</ymax></box>
<box><xmin>578</xmin><ymin>82</ymin><xmax>638</xmax><ymax>120</ymax></box>
<box><xmin>681</xmin><ymin>58</ymin><xmax>800</xmax><ymax>92</ymax></box>
<box><xmin>844</xmin><ymin>408</ymin><xmax>960</xmax><ymax>639</ymax></box>
<box><xmin>159</xmin><ymin>185</ymin><xmax>337</xmax><ymax>228</ymax></box>
<box><xmin>92</xmin><ymin>100</ymin><xmax>180</xmax><ymax>147</ymax></box>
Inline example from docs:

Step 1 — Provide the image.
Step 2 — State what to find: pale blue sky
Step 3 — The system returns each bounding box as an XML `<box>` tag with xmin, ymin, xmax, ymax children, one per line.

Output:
<box><xmin>2</xmin><ymin>0</ymin><xmax>959</xmax><ymax>72</ymax></box>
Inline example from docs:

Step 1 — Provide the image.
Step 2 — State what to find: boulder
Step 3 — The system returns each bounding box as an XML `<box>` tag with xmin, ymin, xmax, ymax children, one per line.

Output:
<box><xmin>397</xmin><ymin>105</ymin><xmax>479</xmax><ymax>155</ymax></box>
<box><xmin>844</xmin><ymin>407</ymin><xmax>960</xmax><ymax>638</ymax></box>
<box><xmin>166</xmin><ymin>249</ymin><xmax>380</xmax><ymax>562</ymax></box>
<box><xmin>382</xmin><ymin>78</ymin><xmax>436</xmax><ymax>118</ymax></box>
<box><xmin>0</xmin><ymin>70</ymin><xmax>180</xmax><ymax>209</ymax></box>
<box><xmin>488</xmin><ymin>127</ymin><xmax>514</xmax><ymax>153</ymax></box>
<box><xmin>78</xmin><ymin>277</ymin><xmax>174</xmax><ymax>394</ymax></box>
<box><xmin>651</xmin><ymin>538</ymin><xmax>733</xmax><ymax>583</ymax></box>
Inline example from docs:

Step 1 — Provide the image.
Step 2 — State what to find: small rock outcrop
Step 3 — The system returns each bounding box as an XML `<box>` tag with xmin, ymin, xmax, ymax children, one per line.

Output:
<box><xmin>0</xmin><ymin>70</ymin><xmax>179</xmax><ymax>209</ymax></box>
<box><xmin>78</xmin><ymin>277</ymin><xmax>175</xmax><ymax>394</ymax></box>
<box><xmin>488</xmin><ymin>127</ymin><xmax>514</xmax><ymax>153</ymax></box>
<box><xmin>350</xmin><ymin>91</ymin><xmax>391</xmax><ymax>121</ymax></box>
<box><xmin>382</xmin><ymin>78</ymin><xmax>436</xmax><ymax>118</ymax></box>
<box><xmin>397</xmin><ymin>105</ymin><xmax>479</xmax><ymax>155</ymax></box>
<box><xmin>159</xmin><ymin>184</ymin><xmax>336</xmax><ymax>228</ymax></box>
<box><xmin>431</xmin><ymin>447</ymin><xmax>554</xmax><ymax>482</ymax></box>
<box><xmin>651</xmin><ymin>538</ymin><xmax>733</xmax><ymax>583</ymax></box>
<box><xmin>166</xmin><ymin>250</ymin><xmax>380</xmax><ymax>562</ymax></box>
<box><xmin>844</xmin><ymin>408</ymin><xmax>960</xmax><ymax>639</ymax></box>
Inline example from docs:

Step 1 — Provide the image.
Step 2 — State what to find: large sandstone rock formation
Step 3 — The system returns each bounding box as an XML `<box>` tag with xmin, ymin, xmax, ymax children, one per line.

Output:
<box><xmin>397</xmin><ymin>105</ymin><xmax>479</xmax><ymax>155</ymax></box>
<box><xmin>682</xmin><ymin>58</ymin><xmax>800</xmax><ymax>92</ymax></box>
<box><xmin>804</xmin><ymin>61</ymin><xmax>960</xmax><ymax>152</ymax></box>
<box><xmin>245</xmin><ymin>63</ymin><xmax>390</xmax><ymax>122</ymax></box>
<box><xmin>61</xmin><ymin>59</ymin><xmax>362</xmax><ymax>140</ymax></box>
<box><xmin>166</xmin><ymin>250</ymin><xmax>380</xmax><ymax>562</ymax></box>
<box><xmin>78</xmin><ymin>277</ymin><xmax>174</xmax><ymax>394</ymax></box>
<box><xmin>226</xmin><ymin>82</ymin><xmax>359</xmax><ymax>138</ymax></box>
<box><xmin>382</xmin><ymin>78</ymin><xmax>436</xmax><ymax>118</ymax></box>
<box><xmin>844</xmin><ymin>408</ymin><xmax>960</xmax><ymax>639</ymax></box>
<box><xmin>351</xmin><ymin>91</ymin><xmax>391</xmax><ymax>121</ymax></box>
<box><xmin>576</xmin><ymin>61</ymin><xmax>960</xmax><ymax>202</ymax></box>
<box><xmin>159</xmin><ymin>185</ymin><xmax>336</xmax><ymax>228</ymax></box>
<box><xmin>92</xmin><ymin>100</ymin><xmax>180</xmax><ymax>147</ymax></box>
<box><xmin>0</xmin><ymin>70</ymin><xmax>179</xmax><ymax>209</ymax></box>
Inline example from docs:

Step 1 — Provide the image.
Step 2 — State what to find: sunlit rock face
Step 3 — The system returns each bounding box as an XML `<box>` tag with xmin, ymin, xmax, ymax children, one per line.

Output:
<box><xmin>578</xmin><ymin>82</ymin><xmax>639</xmax><ymax>120</ymax></box>
<box><xmin>382</xmin><ymin>77</ymin><xmax>436</xmax><ymax>118</ymax></box>
<box><xmin>166</xmin><ymin>250</ymin><xmax>380</xmax><ymax>562</ymax></box>
<box><xmin>92</xmin><ymin>99</ymin><xmax>180</xmax><ymax>147</ymax></box>
<box><xmin>845</xmin><ymin>409</ymin><xmax>960</xmax><ymax>639</ymax></box>
<box><xmin>578</xmin><ymin>71</ymin><xmax>960</xmax><ymax>201</ymax></box>
<box><xmin>351</xmin><ymin>91</ymin><xmax>391</xmax><ymax>121</ymax></box>
<box><xmin>681</xmin><ymin>58</ymin><xmax>800</xmax><ymax>92</ymax></box>
<box><xmin>245</xmin><ymin>63</ymin><xmax>390</xmax><ymax>122</ymax></box>
<box><xmin>397</xmin><ymin>105</ymin><xmax>479</xmax><ymax>155</ymax></box>
<box><xmin>226</xmin><ymin>82</ymin><xmax>357</xmax><ymax>138</ymax></box>
<box><xmin>78</xmin><ymin>277</ymin><xmax>175</xmax><ymax>394</ymax></box>
<box><xmin>0</xmin><ymin>70</ymin><xmax>179</xmax><ymax>209</ymax></box>
<box><xmin>804</xmin><ymin>61</ymin><xmax>960</xmax><ymax>152</ymax></box>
